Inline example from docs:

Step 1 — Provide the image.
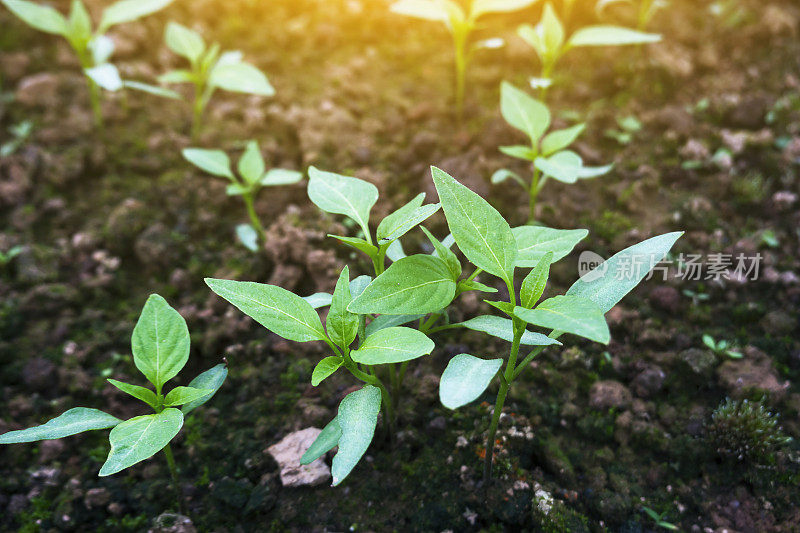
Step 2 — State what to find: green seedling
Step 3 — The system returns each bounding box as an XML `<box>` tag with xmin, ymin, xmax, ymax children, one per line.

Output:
<box><xmin>0</xmin><ymin>120</ymin><xmax>33</xmax><ymax>157</ymax></box>
<box><xmin>596</xmin><ymin>0</ymin><xmax>669</xmax><ymax>32</ymax></box>
<box><xmin>84</xmin><ymin>61</ymin><xmax>181</xmax><ymax>101</ymax></box>
<box><xmin>159</xmin><ymin>22</ymin><xmax>274</xmax><ymax>140</ymax></box>
<box><xmin>1</xmin><ymin>0</ymin><xmax>175</xmax><ymax>126</ymax></box>
<box><xmin>518</xmin><ymin>1</ymin><xmax>660</xmax><ymax>98</ymax></box>
<box><xmin>492</xmin><ymin>82</ymin><xmax>612</xmax><ymax>222</ymax></box>
<box><xmin>0</xmin><ymin>295</ymin><xmax>228</xmax><ymax>510</ymax></box>
<box><xmin>642</xmin><ymin>506</ymin><xmax>679</xmax><ymax>531</ymax></box>
<box><xmin>428</xmin><ymin>166</ymin><xmax>681</xmax><ymax>480</ymax></box>
<box><xmin>182</xmin><ymin>141</ymin><xmax>303</xmax><ymax>250</ymax></box>
<box><xmin>702</xmin><ymin>334</ymin><xmax>742</xmax><ymax>359</ymax></box>
<box><xmin>391</xmin><ymin>0</ymin><xmax>537</xmax><ymax>115</ymax></box>
<box><xmin>0</xmin><ymin>245</ymin><xmax>23</xmax><ymax>266</ymax></box>
<box><xmin>604</xmin><ymin>115</ymin><xmax>642</xmax><ymax>145</ymax></box>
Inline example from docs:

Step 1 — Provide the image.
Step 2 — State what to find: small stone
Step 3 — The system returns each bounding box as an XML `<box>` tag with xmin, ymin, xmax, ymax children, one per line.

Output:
<box><xmin>631</xmin><ymin>366</ymin><xmax>666</xmax><ymax>398</ymax></box>
<box><xmin>717</xmin><ymin>347</ymin><xmax>788</xmax><ymax>400</ymax></box>
<box><xmin>648</xmin><ymin>286</ymin><xmax>681</xmax><ymax>313</ymax></box>
<box><xmin>39</xmin><ymin>439</ymin><xmax>65</xmax><ymax>463</ymax></box>
<box><xmin>22</xmin><ymin>358</ymin><xmax>58</xmax><ymax>392</ymax></box>
<box><xmin>84</xmin><ymin>488</ymin><xmax>110</xmax><ymax>509</ymax></box>
<box><xmin>266</xmin><ymin>428</ymin><xmax>331</xmax><ymax>488</ymax></box>
<box><xmin>760</xmin><ymin>310</ymin><xmax>797</xmax><ymax>336</ymax></box>
<box><xmin>589</xmin><ymin>380</ymin><xmax>632</xmax><ymax>410</ymax></box>
<box><xmin>428</xmin><ymin>416</ymin><xmax>446</xmax><ymax>431</ymax></box>
<box><xmin>679</xmin><ymin>348</ymin><xmax>718</xmax><ymax>376</ymax></box>
<box><xmin>150</xmin><ymin>512</ymin><xmax>196</xmax><ymax>533</ymax></box>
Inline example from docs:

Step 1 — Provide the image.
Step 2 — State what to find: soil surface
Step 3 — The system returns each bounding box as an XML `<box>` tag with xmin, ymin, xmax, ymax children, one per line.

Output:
<box><xmin>1</xmin><ymin>0</ymin><xmax>799</xmax><ymax>531</ymax></box>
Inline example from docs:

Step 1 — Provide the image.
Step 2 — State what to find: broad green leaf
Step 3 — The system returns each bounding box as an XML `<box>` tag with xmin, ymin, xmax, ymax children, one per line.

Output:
<box><xmin>237</xmin><ymin>140</ymin><xmax>265</xmax><ymax>184</ymax></box>
<box><xmin>303</xmin><ymin>292</ymin><xmax>333</xmax><ymax>309</ymax></box>
<box><xmin>385</xmin><ymin>239</ymin><xmax>406</xmax><ymax>262</ymax></box>
<box><xmin>181</xmin><ymin>148</ymin><xmax>234</xmax><ymax>180</ymax></box>
<box><xmin>348</xmin><ymin>255</ymin><xmax>456</xmax><ymax>315</ymax></box>
<box><xmin>132</xmin><ymin>294</ymin><xmax>190</xmax><ymax>391</ymax></box>
<box><xmin>164</xmin><ymin>22</ymin><xmax>205</xmax><ymax>64</ymax></box>
<box><xmin>329</xmin><ymin>235</ymin><xmax>378</xmax><ymax>257</ymax></box>
<box><xmin>209</xmin><ymin>62</ymin><xmax>274</xmax><ymax>96</ymax></box>
<box><xmin>308</xmin><ymin>167</ymin><xmax>378</xmax><ymax>239</ymax></box>
<box><xmin>205</xmin><ymin>279</ymin><xmax>327</xmax><ymax>342</ymax></box>
<box><xmin>390</xmin><ymin>0</ymin><xmax>449</xmax><ymax>21</ymax></box>
<box><xmin>235</xmin><ymin>224</ymin><xmax>259</xmax><ymax>252</ymax></box>
<box><xmin>158</xmin><ymin>69</ymin><xmax>195</xmax><ymax>84</ymax></box>
<box><xmin>123</xmin><ymin>81</ymin><xmax>181</xmax><ymax>99</ymax></box>
<box><xmin>439</xmin><ymin>354</ymin><xmax>502</xmax><ymax>409</ymax></box>
<box><xmin>535</xmin><ymin>151</ymin><xmax>612</xmax><ymax>183</ymax></box>
<box><xmin>99</xmin><ymin>0</ymin><xmax>173</xmax><ymax>32</ymax></box>
<box><xmin>431</xmin><ymin>166</ymin><xmax>517</xmax><ymax>285</ymax></box>
<box><xmin>2</xmin><ymin>0</ymin><xmax>68</xmax><ymax>35</ymax></box>
<box><xmin>0</xmin><ymin>408</ymin><xmax>120</xmax><ymax>444</ymax></box>
<box><xmin>540</xmin><ymin>124</ymin><xmax>585</xmax><ymax>156</ymax></box>
<box><xmin>567</xmin><ymin>232</ymin><xmax>683</xmax><ymax>312</ymax></box>
<box><xmin>500</xmin><ymin>82</ymin><xmax>550</xmax><ymax>144</ymax></box>
<box><xmin>331</xmin><ymin>386</ymin><xmax>381</xmax><ymax>486</ymax></box>
<box><xmin>512</xmin><ymin>226</ymin><xmax>587</xmax><ymax>266</ymax></box>
<box><xmin>514</xmin><ymin>295</ymin><xmax>610</xmax><ymax>343</ymax></box>
<box><xmin>517</xmin><ymin>23</ymin><xmax>546</xmax><ymax>61</ymax></box>
<box><xmin>377</xmin><ymin>202</ymin><xmax>440</xmax><ymax>245</ymax></box>
<box><xmin>350</xmin><ymin>326</ymin><xmax>434</xmax><ymax>364</ymax></box>
<box><xmin>540</xmin><ymin>2</ymin><xmax>564</xmax><ymax>56</ymax></box>
<box><xmin>67</xmin><ymin>0</ymin><xmax>92</xmax><ymax>45</ymax></box>
<box><xmin>458</xmin><ymin>315</ymin><xmax>561</xmax><ymax>346</ymax></box>
<box><xmin>568</xmin><ymin>25</ymin><xmax>661</xmax><ymax>47</ymax></box>
<box><xmin>364</xmin><ymin>314</ymin><xmax>425</xmax><ymax>336</ymax></box>
<box><xmin>490</xmin><ymin>168</ymin><xmax>527</xmax><ymax>188</ymax></box>
<box><xmin>88</xmin><ymin>35</ymin><xmax>114</xmax><ymax>64</ymax></box>
<box><xmin>499</xmin><ymin>144</ymin><xmax>537</xmax><ymax>161</ymax></box>
<box><xmin>421</xmin><ymin>226</ymin><xmax>461</xmax><ymax>280</ymax></box>
<box><xmin>99</xmin><ymin>409</ymin><xmax>183</xmax><ymax>476</ymax></box>
<box><xmin>311</xmin><ymin>356</ymin><xmax>343</xmax><ymax>386</ymax></box>
<box><xmin>485</xmin><ymin>300</ymin><xmax>515</xmax><ymax>315</ymax></box>
<box><xmin>520</xmin><ymin>251</ymin><xmax>552</xmax><ymax>308</ymax></box>
<box><xmin>300</xmin><ymin>417</ymin><xmax>342</xmax><ymax>465</ymax></box>
<box><xmin>164</xmin><ymin>386</ymin><xmax>212</xmax><ymax>407</ymax></box>
<box><xmin>471</xmin><ymin>0</ymin><xmax>536</xmax><ymax>18</ymax></box>
<box><xmin>182</xmin><ymin>364</ymin><xmax>228</xmax><ymax>414</ymax></box>
<box><xmin>261</xmin><ymin>169</ymin><xmax>303</xmax><ymax>186</ymax></box>
<box><xmin>85</xmin><ymin>64</ymin><xmax>123</xmax><ymax>91</ymax></box>
<box><xmin>107</xmin><ymin>379</ymin><xmax>158</xmax><ymax>409</ymax></box>
<box><xmin>327</xmin><ymin>266</ymin><xmax>358</xmax><ymax>349</ymax></box>
<box><xmin>349</xmin><ymin>275</ymin><xmax>372</xmax><ymax>299</ymax></box>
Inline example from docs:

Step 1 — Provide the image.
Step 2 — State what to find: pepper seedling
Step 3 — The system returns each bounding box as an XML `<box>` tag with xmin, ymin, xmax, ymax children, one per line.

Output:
<box><xmin>1</xmin><ymin>0</ymin><xmax>175</xmax><ymax>126</ymax></box>
<box><xmin>518</xmin><ymin>1</ymin><xmax>660</xmax><ymax>98</ymax></box>
<box><xmin>427</xmin><ymin>166</ymin><xmax>681</xmax><ymax>481</ymax></box>
<box><xmin>182</xmin><ymin>141</ymin><xmax>303</xmax><ymax>250</ymax></box>
<box><xmin>390</xmin><ymin>0</ymin><xmax>537</xmax><ymax>115</ymax></box>
<box><xmin>492</xmin><ymin>81</ymin><xmax>612</xmax><ymax>222</ymax></box>
<box><xmin>159</xmin><ymin>22</ymin><xmax>274</xmax><ymax>140</ymax></box>
<box><xmin>0</xmin><ymin>295</ymin><xmax>228</xmax><ymax>509</ymax></box>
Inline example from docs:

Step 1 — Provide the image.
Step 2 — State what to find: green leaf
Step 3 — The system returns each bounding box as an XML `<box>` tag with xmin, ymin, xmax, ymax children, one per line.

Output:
<box><xmin>209</xmin><ymin>61</ymin><xmax>274</xmax><ymax>96</ymax></box>
<box><xmin>235</xmin><ymin>224</ymin><xmax>259</xmax><ymax>252</ymax></box>
<box><xmin>490</xmin><ymin>168</ymin><xmax>527</xmax><ymax>188</ymax></box>
<box><xmin>376</xmin><ymin>194</ymin><xmax>440</xmax><ymax>244</ymax></box>
<box><xmin>514</xmin><ymin>295</ymin><xmax>610</xmax><ymax>343</ymax></box>
<box><xmin>439</xmin><ymin>354</ymin><xmax>503</xmax><ymax>409</ymax></box>
<box><xmin>226</xmin><ymin>183</ymin><xmax>248</xmax><ymax>196</ymax></box>
<box><xmin>458</xmin><ymin>315</ymin><xmax>562</xmax><ymax>346</ymax></box>
<box><xmin>308</xmin><ymin>167</ymin><xmax>378</xmax><ymax>239</ymax></box>
<box><xmin>456</xmin><ymin>279</ymin><xmax>497</xmax><ymax>294</ymax></box>
<box><xmin>471</xmin><ymin>0</ymin><xmax>536</xmax><ymax>18</ymax></box>
<box><xmin>99</xmin><ymin>0</ymin><xmax>172</xmax><ymax>32</ymax></box>
<box><xmin>512</xmin><ymin>226</ymin><xmax>588</xmax><ymax>266</ymax></box>
<box><xmin>348</xmin><ymin>255</ymin><xmax>456</xmax><ymax>315</ymax></box>
<box><xmin>539</xmin><ymin>2</ymin><xmax>565</xmax><ymax>57</ymax></box>
<box><xmin>158</xmin><ymin>69</ymin><xmax>195</xmax><ymax>84</ymax></box>
<box><xmin>132</xmin><ymin>294</ymin><xmax>190</xmax><ymax>391</ymax></box>
<box><xmin>261</xmin><ymin>169</ymin><xmax>303</xmax><ymax>186</ymax></box>
<box><xmin>499</xmin><ymin>144</ymin><xmax>537</xmax><ymax>161</ymax></box>
<box><xmin>500</xmin><ymin>81</ymin><xmax>551</xmax><ymax>144</ymax></box>
<box><xmin>421</xmin><ymin>227</ymin><xmax>460</xmax><ymax>280</ymax></box>
<box><xmin>389</xmin><ymin>0</ymin><xmax>449</xmax><ymax>21</ymax></box>
<box><xmin>385</xmin><ymin>239</ymin><xmax>406</xmax><ymax>262</ymax></box>
<box><xmin>99</xmin><ymin>409</ymin><xmax>183</xmax><ymax>476</ymax></box>
<box><xmin>67</xmin><ymin>0</ymin><xmax>92</xmax><ymax>45</ymax></box>
<box><xmin>540</xmin><ymin>124</ymin><xmax>585</xmax><ymax>156</ymax></box>
<box><xmin>349</xmin><ymin>275</ymin><xmax>372</xmax><ymax>299</ymax></box>
<box><xmin>327</xmin><ymin>266</ymin><xmax>358</xmax><ymax>349</ymax></box>
<box><xmin>311</xmin><ymin>356</ymin><xmax>343</xmax><ymax>386</ymax></box>
<box><xmin>181</xmin><ymin>364</ymin><xmax>228</xmax><ymax>414</ymax></box>
<box><xmin>350</xmin><ymin>327</ymin><xmax>434</xmax><ymax>365</ymax></box>
<box><xmin>431</xmin><ymin>166</ymin><xmax>517</xmax><ymax>285</ymax></box>
<box><xmin>329</xmin><ymin>235</ymin><xmax>378</xmax><ymax>257</ymax></box>
<box><xmin>88</xmin><ymin>34</ymin><xmax>114</xmax><ymax>64</ymax></box>
<box><xmin>534</xmin><ymin>151</ymin><xmax>612</xmax><ymax>183</ymax></box>
<box><xmin>2</xmin><ymin>0</ymin><xmax>68</xmax><ymax>35</ymax></box>
<box><xmin>517</xmin><ymin>23</ymin><xmax>545</xmax><ymax>62</ymax></box>
<box><xmin>85</xmin><ymin>64</ymin><xmax>123</xmax><ymax>91</ymax></box>
<box><xmin>0</xmin><ymin>408</ymin><xmax>121</xmax><ymax>444</ymax></box>
<box><xmin>303</xmin><ymin>293</ymin><xmax>333</xmax><ymax>308</ymax></box>
<box><xmin>520</xmin><ymin>252</ymin><xmax>552</xmax><ymax>308</ymax></box>
<box><xmin>568</xmin><ymin>25</ymin><xmax>661</xmax><ymax>47</ymax></box>
<box><xmin>164</xmin><ymin>22</ymin><xmax>205</xmax><ymax>64</ymax></box>
<box><xmin>107</xmin><ymin>379</ymin><xmax>158</xmax><ymax>409</ymax></box>
<box><xmin>300</xmin><ymin>417</ymin><xmax>341</xmax><ymax>464</ymax></box>
<box><xmin>205</xmin><ymin>278</ymin><xmax>328</xmax><ymax>343</ymax></box>
<box><xmin>364</xmin><ymin>314</ymin><xmax>425</xmax><ymax>336</ymax></box>
<box><xmin>163</xmin><ymin>386</ymin><xmax>212</xmax><ymax>407</ymax></box>
<box><xmin>485</xmin><ymin>300</ymin><xmax>515</xmax><ymax>315</ymax></box>
<box><xmin>237</xmin><ymin>140</ymin><xmax>265</xmax><ymax>184</ymax></box>
<box><xmin>566</xmin><ymin>232</ymin><xmax>683</xmax><ymax>312</ymax></box>
<box><xmin>331</xmin><ymin>386</ymin><xmax>381</xmax><ymax>486</ymax></box>
<box><xmin>123</xmin><ymin>81</ymin><xmax>181</xmax><ymax>99</ymax></box>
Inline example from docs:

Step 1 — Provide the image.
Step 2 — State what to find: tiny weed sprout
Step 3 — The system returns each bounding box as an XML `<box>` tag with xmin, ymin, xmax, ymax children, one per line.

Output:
<box><xmin>702</xmin><ymin>333</ymin><xmax>742</xmax><ymax>359</ymax></box>
<box><xmin>518</xmin><ymin>1</ymin><xmax>660</xmax><ymax>98</ymax></box>
<box><xmin>0</xmin><ymin>245</ymin><xmax>23</xmax><ymax>266</ymax></box>
<box><xmin>182</xmin><ymin>141</ymin><xmax>303</xmax><ymax>250</ymax></box>
<box><xmin>604</xmin><ymin>114</ymin><xmax>642</xmax><ymax>145</ymax></box>
<box><xmin>1</xmin><ymin>0</ymin><xmax>175</xmax><ymax>126</ymax></box>
<box><xmin>493</xmin><ymin>81</ymin><xmax>612</xmax><ymax>222</ymax></box>
<box><xmin>428</xmin><ymin>166</ymin><xmax>681</xmax><ymax>480</ymax></box>
<box><xmin>0</xmin><ymin>295</ymin><xmax>228</xmax><ymax>509</ymax></box>
<box><xmin>0</xmin><ymin>120</ymin><xmax>33</xmax><ymax>157</ymax></box>
<box><xmin>159</xmin><ymin>22</ymin><xmax>275</xmax><ymax>139</ymax></box>
<box><xmin>596</xmin><ymin>0</ymin><xmax>669</xmax><ymax>32</ymax></box>
<box><xmin>390</xmin><ymin>0</ymin><xmax>536</xmax><ymax>115</ymax></box>
<box><xmin>641</xmin><ymin>506</ymin><xmax>679</xmax><ymax>531</ymax></box>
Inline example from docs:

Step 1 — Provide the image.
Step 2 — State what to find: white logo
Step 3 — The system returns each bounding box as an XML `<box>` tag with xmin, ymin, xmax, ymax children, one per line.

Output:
<box><xmin>577</xmin><ymin>251</ymin><xmax>607</xmax><ymax>282</ymax></box>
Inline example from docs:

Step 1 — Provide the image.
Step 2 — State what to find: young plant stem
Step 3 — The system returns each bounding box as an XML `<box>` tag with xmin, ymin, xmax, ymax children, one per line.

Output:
<box><xmin>538</xmin><ymin>62</ymin><xmax>555</xmax><ymax>101</ymax></box>
<box><xmin>190</xmin><ymin>80</ymin><xmax>206</xmax><ymax>141</ymax></box>
<box><xmin>242</xmin><ymin>192</ymin><xmax>267</xmax><ymax>243</ymax></box>
<box><xmin>162</xmin><ymin>443</ymin><xmax>185</xmax><ymax>514</ymax></box>
<box><xmin>528</xmin><ymin>167</ymin><xmax>541</xmax><ymax>224</ymax></box>
<box><xmin>88</xmin><ymin>79</ymin><xmax>103</xmax><ymax>129</ymax></box>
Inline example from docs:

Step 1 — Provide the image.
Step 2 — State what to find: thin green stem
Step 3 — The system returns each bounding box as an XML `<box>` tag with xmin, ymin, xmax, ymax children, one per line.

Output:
<box><xmin>528</xmin><ymin>166</ymin><xmax>541</xmax><ymax>224</ymax></box>
<box><xmin>242</xmin><ymin>192</ymin><xmax>267</xmax><ymax>243</ymax></box>
<box><xmin>190</xmin><ymin>80</ymin><xmax>206</xmax><ymax>141</ymax></box>
<box><xmin>163</xmin><ymin>444</ymin><xmax>184</xmax><ymax>514</ymax></box>
<box><xmin>512</xmin><ymin>331</ymin><xmax>563</xmax><ymax>381</ymax></box>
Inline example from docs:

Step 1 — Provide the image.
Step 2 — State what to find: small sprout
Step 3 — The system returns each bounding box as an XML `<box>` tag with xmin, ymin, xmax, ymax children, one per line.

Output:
<box><xmin>708</xmin><ymin>398</ymin><xmax>791</xmax><ymax>463</ymax></box>
<box><xmin>642</xmin><ymin>506</ymin><xmax>679</xmax><ymax>531</ymax></box>
<box><xmin>0</xmin><ymin>245</ymin><xmax>23</xmax><ymax>266</ymax></box>
<box><xmin>596</xmin><ymin>0</ymin><xmax>670</xmax><ymax>32</ymax></box>
<box><xmin>159</xmin><ymin>22</ymin><xmax>274</xmax><ymax>139</ymax></box>
<box><xmin>604</xmin><ymin>115</ymin><xmax>642</xmax><ymax>145</ymax></box>
<box><xmin>702</xmin><ymin>334</ymin><xmax>742</xmax><ymax>359</ymax></box>
<box><xmin>390</xmin><ymin>0</ymin><xmax>536</xmax><ymax>115</ymax></box>
<box><xmin>1</xmin><ymin>0</ymin><xmax>175</xmax><ymax>126</ymax></box>
<box><xmin>0</xmin><ymin>295</ymin><xmax>228</xmax><ymax>510</ymax></box>
<box><xmin>760</xmin><ymin>229</ymin><xmax>779</xmax><ymax>249</ymax></box>
<box><xmin>0</xmin><ymin>120</ymin><xmax>33</xmax><ymax>157</ymax></box>
<box><xmin>494</xmin><ymin>82</ymin><xmax>612</xmax><ymax>222</ymax></box>
<box><xmin>182</xmin><ymin>141</ymin><xmax>303</xmax><ymax>248</ymax></box>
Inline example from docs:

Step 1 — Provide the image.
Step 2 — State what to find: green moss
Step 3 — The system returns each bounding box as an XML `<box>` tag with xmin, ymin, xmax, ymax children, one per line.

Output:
<box><xmin>707</xmin><ymin>398</ymin><xmax>791</xmax><ymax>463</ymax></box>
